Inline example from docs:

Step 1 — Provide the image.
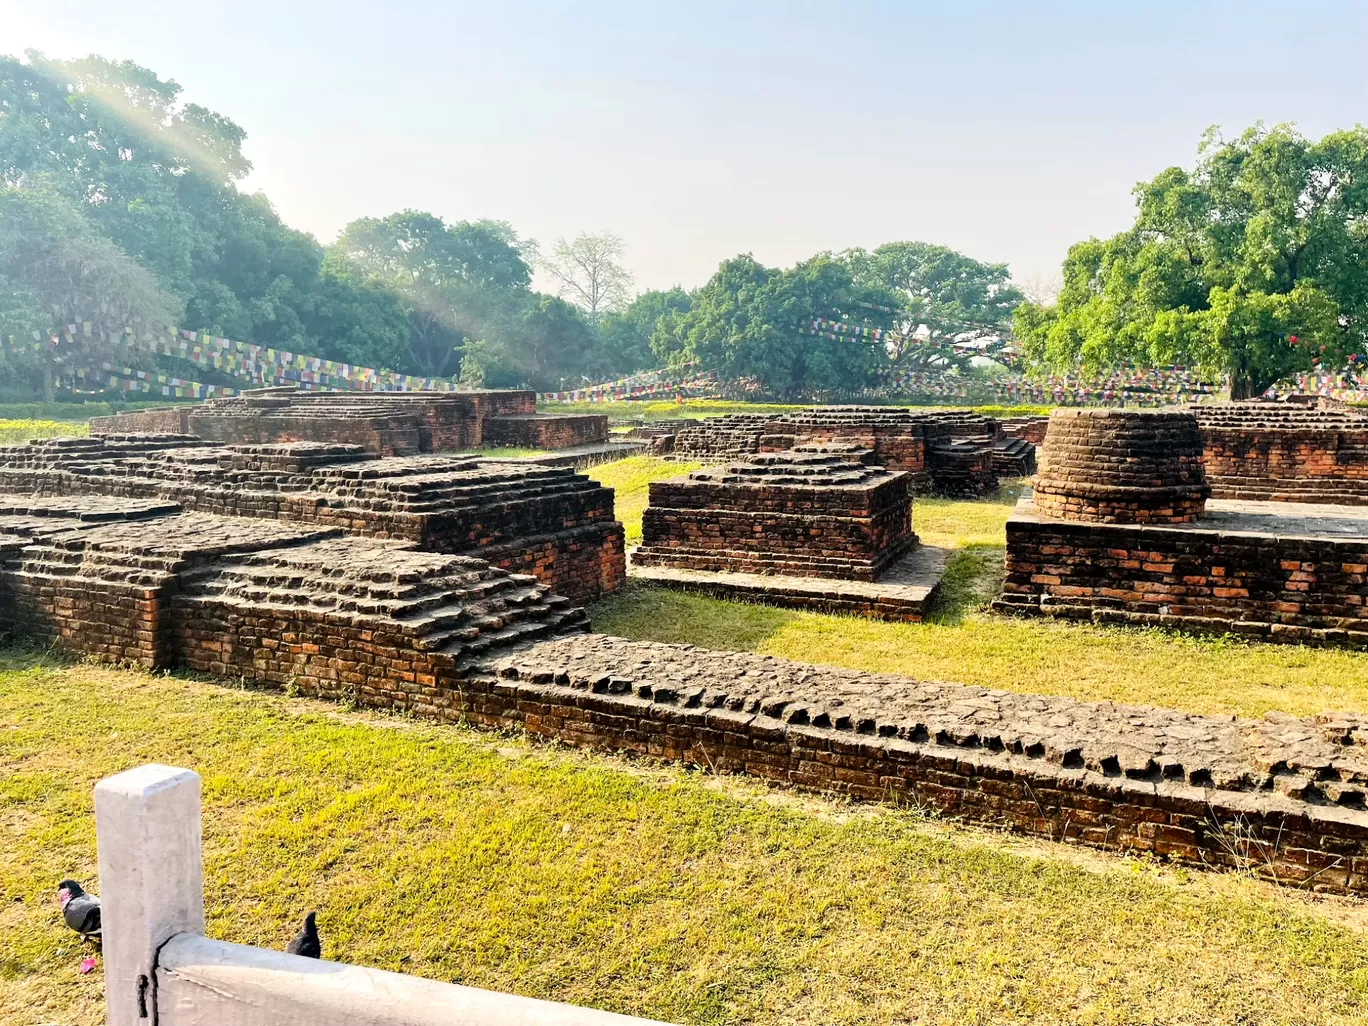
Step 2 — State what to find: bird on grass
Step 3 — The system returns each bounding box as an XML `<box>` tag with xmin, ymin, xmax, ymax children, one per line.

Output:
<box><xmin>57</xmin><ymin>879</ymin><xmax>101</xmax><ymax>946</ymax></box>
<box><xmin>286</xmin><ymin>911</ymin><xmax>321</xmax><ymax>959</ymax></box>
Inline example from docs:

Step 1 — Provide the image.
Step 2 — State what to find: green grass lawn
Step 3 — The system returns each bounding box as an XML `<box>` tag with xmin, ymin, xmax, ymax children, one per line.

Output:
<box><xmin>589</xmin><ymin>456</ymin><xmax>702</xmax><ymax>545</ymax></box>
<box><xmin>5</xmin><ymin>654</ymin><xmax>1368</xmax><ymax>1026</ymax></box>
<box><xmin>0</xmin><ymin>419</ymin><xmax>90</xmax><ymax>444</ymax></box>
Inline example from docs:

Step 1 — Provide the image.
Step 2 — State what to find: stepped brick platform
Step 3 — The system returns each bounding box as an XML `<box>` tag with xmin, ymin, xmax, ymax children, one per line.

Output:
<box><xmin>669</xmin><ymin>414</ymin><xmax>771</xmax><ymax>461</ymax></box>
<box><xmin>667</xmin><ymin>406</ymin><xmax>1026</xmax><ymax>496</ymax></box>
<box><xmin>760</xmin><ymin>407</ymin><xmax>930</xmax><ymax>484</ymax></box>
<box><xmin>0</xmin><ymin>498</ymin><xmax>584</xmax><ymax>680</ymax></box>
<box><xmin>632</xmin><ymin>444</ymin><xmax>945</xmax><ymax>620</ymax></box>
<box><xmin>1031</xmin><ymin>409</ymin><xmax>1209</xmax><ymax>523</ymax></box>
<box><xmin>89</xmin><ymin>386</ymin><xmax>608</xmax><ymax>454</ymax></box>
<box><xmin>1191</xmin><ymin>401</ymin><xmax>1368</xmax><ymax>505</ymax></box>
<box><xmin>6</xmin><ymin>497</ymin><xmax>1368</xmax><ymax>894</ymax></box>
<box><xmin>996</xmin><ymin>495</ymin><xmax>1368</xmax><ymax>647</ymax></box>
<box><xmin>998</xmin><ymin>415</ymin><xmax>1052</xmax><ymax>445</ymax></box>
<box><xmin>0</xmin><ymin>435</ymin><xmax>625</xmax><ymax>604</ymax></box>
<box><xmin>634</xmin><ymin>445</ymin><xmax>918</xmax><ymax>581</ymax></box>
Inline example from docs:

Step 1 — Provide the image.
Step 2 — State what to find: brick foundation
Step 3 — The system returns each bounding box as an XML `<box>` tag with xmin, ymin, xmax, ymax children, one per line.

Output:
<box><xmin>634</xmin><ymin>445</ymin><xmax>918</xmax><ymax>581</ymax></box>
<box><xmin>7</xmin><ymin>498</ymin><xmax>1368</xmax><ymax>896</ymax></box>
<box><xmin>996</xmin><ymin>495</ymin><xmax>1368</xmax><ymax>646</ymax></box>
<box><xmin>90</xmin><ymin>386</ymin><xmax>605</xmax><ymax>454</ymax></box>
<box><xmin>1191</xmin><ymin>402</ymin><xmax>1368</xmax><ymax>505</ymax></box>
<box><xmin>0</xmin><ymin>436</ymin><xmax>625</xmax><ymax>605</ymax></box>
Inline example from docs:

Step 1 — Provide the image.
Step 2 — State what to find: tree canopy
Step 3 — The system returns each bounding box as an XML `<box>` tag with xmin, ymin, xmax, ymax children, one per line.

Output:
<box><xmin>1015</xmin><ymin>124</ymin><xmax>1368</xmax><ymax>397</ymax></box>
<box><xmin>652</xmin><ymin>253</ymin><xmax>906</xmax><ymax>399</ymax></box>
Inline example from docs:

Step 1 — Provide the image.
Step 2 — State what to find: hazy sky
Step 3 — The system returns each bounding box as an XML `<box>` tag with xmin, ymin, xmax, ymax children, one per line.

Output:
<box><xmin>5</xmin><ymin>1</ymin><xmax>1368</xmax><ymax>296</ymax></box>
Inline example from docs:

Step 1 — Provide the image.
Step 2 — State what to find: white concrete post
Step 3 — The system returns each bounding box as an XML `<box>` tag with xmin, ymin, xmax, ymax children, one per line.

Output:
<box><xmin>95</xmin><ymin>764</ymin><xmax>204</xmax><ymax>1026</ymax></box>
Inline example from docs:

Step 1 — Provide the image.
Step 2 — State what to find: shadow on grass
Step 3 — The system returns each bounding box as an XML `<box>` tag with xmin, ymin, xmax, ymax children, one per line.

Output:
<box><xmin>587</xmin><ymin>581</ymin><xmax>800</xmax><ymax>651</ymax></box>
<box><xmin>924</xmin><ymin>544</ymin><xmax>1006</xmax><ymax>627</ymax></box>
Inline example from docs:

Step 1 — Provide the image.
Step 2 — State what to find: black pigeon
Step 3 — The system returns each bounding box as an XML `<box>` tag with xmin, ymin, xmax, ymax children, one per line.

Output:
<box><xmin>57</xmin><ymin>879</ymin><xmax>101</xmax><ymax>944</ymax></box>
<box><xmin>285</xmin><ymin>911</ymin><xmax>321</xmax><ymax>959</ymax></box>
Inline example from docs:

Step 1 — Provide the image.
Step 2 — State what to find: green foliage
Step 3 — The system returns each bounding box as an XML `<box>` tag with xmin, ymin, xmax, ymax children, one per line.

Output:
<box><xmin>0</xmin><ymin>51</ymin><xmax>410</xmax><ymax>375</ymax></box>
<box><xmin>843</xmin><ymin>241</ymin><xmax>1024</xmax><ymax>370</ymax></box>
<box><xmin>597</xmin><ymin>287</ymin><xmax>692</xmax><ymax>376</ymax></box>
<box><xmin>1016</xmin><ymin>124</ymin><xmax>1368</xmax><ymax>397</ymax></box>
<box><xmin>653</xmin><ymin>253</ymin><xmax>903</xmax><ymax>399</ymax></box>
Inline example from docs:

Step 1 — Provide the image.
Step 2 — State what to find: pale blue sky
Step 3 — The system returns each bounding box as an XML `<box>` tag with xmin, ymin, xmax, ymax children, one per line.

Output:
<box><xmin>4</xmin><ymin>1</ymin><xmax>1367</xmax><ymax>296</ymax></box>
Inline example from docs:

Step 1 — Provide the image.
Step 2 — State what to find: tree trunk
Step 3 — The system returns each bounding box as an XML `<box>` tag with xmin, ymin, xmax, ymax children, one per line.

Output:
<box><xmin>43</xmin><ymin>352</ymin><xmax>54</xmax><ymax>403</ymax></box>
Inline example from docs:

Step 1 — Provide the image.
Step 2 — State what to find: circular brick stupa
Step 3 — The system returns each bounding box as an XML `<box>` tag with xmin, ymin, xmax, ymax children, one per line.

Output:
<box><xmin>1032</xmin><ymin>409</ymin><xmax>1209</xmax><ymax>523</ymax></box>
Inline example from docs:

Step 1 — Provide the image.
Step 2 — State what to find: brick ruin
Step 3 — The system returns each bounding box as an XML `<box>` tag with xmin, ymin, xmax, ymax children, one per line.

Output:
<box><xmin>660</xmin><ymin>406</ymin><xmax>1036</xmax><ymax>496</ymax></box>
<box><xmin>634</xmin><ymin>445</ymin><xmax>918</xmax><ymax>581</ymax></box>
<box><xmin>88</xmin><ymin>386</ymin><xmax>609</xmax><ymax>455</ymax></box>
<box><xmin>1190</xmin><ymin>400</ymin><xmax>1368</xmax><ymax>505</ymax></box>
<box><xmin>997</xmin><ymin>408</ymin><xmax>1368</xmax><ymax>647</ymax></box>
<box><xmin>5</xmin><ymin>495</ymin><xmax>1368</xmax><ymax>897</ymax></box>
<box><xmin>0</xmin><ymin>434</ymin><xmax>625</xmax><ymax>605</ymax></box>
<box><xmin>1029</xmin><ymin>409</ymin><xmax>1210</xmax><ymax>523</ymax></box>
<box><xmin>631</xmin><ymin>444</ymin><xmax>946</xmax><ymax>620</ymax></box>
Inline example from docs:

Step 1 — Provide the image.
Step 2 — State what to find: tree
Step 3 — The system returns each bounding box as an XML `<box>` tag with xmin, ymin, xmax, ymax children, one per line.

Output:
<box><xmin>328</xmin><ymin>210</ymin><xmax>534</xmax><ymax>378</ymax></box>
<box><xmin>0</xmin><ymin>51</ymin><xmax>410</xmax><ymax>374</ymax></box>
<box><xmin>597</xmin><ymin>287</ymin><xmax>691</xmax><ymax>376</ymax></box>
<box><xmin>654</xmin><ymin>253</ymin><xmax>902</xmax><ymax>399</ymax></box>
<box><xmin>540</xmin><ymin>232</ymin><xmax>633</xmax><ymax>324</ymax></box>
<box><xmin>842</xmin><ymin>241</ymin><xmax>1024</xmax><ymax>370</ymax></box>
<box><xmin>1015</xmin><ymin>124</ymin><xmax>1368</xmax><ymax>398</ymax></box>
<box><xmin>0</xmin><ymin>186</ymin><xmax>183</xmax><ymax>398</ymax></box>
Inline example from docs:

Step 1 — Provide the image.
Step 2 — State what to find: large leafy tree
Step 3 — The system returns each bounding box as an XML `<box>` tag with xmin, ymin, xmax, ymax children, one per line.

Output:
<box><xmin>328</xmin><ymin>210</ymin><xmax>536</xmax><ymax>379</ymax></box>
<box><xmin>597</xmin><ymin>287</ymin><xmax>691</xmax><ymax>377</ymax></box>
<box><xmin>0</xmin><ymin>51</ymin><xmax>408</xmax><ymax>369</ymax></box>
<box><xmin>1016</xmin><ymin>124</ymin><xmax>1368</xmax><ymax>397</ymax></box>
<box><xmin>843</xmin><ymin>241</ymin><xmax>1023</xmax><ymax>370</ymax></box>
<box><xmin>653</xmin><ymin>254</ymin><xmax>901</xmax><ymax>399</ymax></box>
<box><xmin>0</xmin><ymin>185</ymin><xmax>183</xmax><ymax>397</ymax></box>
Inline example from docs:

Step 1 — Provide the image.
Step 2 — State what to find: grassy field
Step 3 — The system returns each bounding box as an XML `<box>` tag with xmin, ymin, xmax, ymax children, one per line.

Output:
<box><xmin>589</xmin><ymin>455</ymin><xmax>703</xmax><ymax>544</ymax></box>
<box><xmin>5</xmin><ymin>654</ymin><xmax>1368</xmax><ymax>1026</ymax></box>
<box><xmin>0</xmin><ymin>419</ymin><xmax>90</xmax><ymax>444</ymax></box>
<box><xmin>542</xmin><ymin>398</ymin><xmax>1055</xmax><ymax>421</ymax></box>
<box><xmin>588</xmin><ymin>458</ymin><xmax>1368</xmax><ymax>719</ymax></box>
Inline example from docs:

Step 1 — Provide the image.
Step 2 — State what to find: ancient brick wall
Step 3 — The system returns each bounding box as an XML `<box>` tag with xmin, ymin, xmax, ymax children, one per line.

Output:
<box><xmin>998</xmin><ymin>415</ymin><xmax>1051</xmax><ymax>445</ymax></box>
<box><xmin>444</xmin><ymin>636</ymin><xmax>1368</xmax><ymax>897</ymax></box>
<box><xmin>1034</xmin><ymin>409</ymin><xmax>1209</xmax><ymax>523</ymax></box>
<box><xmin>0</xmin><ymin>438</ymin><xmax>628</xmax><ymax>605</ymax></box>
<box><xmin>997</xmin><ymin>498</ymin><xmax>1368</xmax><ymax>646</ymax></box>
<box><xmin>188</xmin><ymin>411</ymin><xmax>423</xmax><ymax>457</ymax></box>
<box><xmin>88</xmin><ymin>407</ymin><xmax>192</xmax><ymax>435</ymax></box>
<box><xmin>483</xmin><ymin>414</ymin><xmax>609</xmax><ymax>449</ymax></box>
<box><xmin>635</xmin><ymin>447</ymin><xmax>917</xmax><ymax>580</ymax></box>
<box><xmin>1192</xmin><ymin>403</ymin><xmax>1368</xmax><ymax>505</ymax></box>
<box><xmin>7</xmin><ymin>498</ymin><xmax>1368</xmax><ymax>895</ymax></box>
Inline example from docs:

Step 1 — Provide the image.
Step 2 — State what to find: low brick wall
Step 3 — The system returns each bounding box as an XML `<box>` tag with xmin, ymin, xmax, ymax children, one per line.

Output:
<box><xmin>188</xmin><ymin>411</ymin><xmax>422</xmax><ymax>456</ymax></box>
<box><xmin>89</xmin><ymin>407</ymin><xmax>192</xmax><ymax>435</ymax></box>
<box><xmin>996</xmin><ymin>495</ymin><xmax>1368</xmax><ymax>646</ymax></box>
<box><xmin>8</xmin><ymin>498</ymin><xmax>1368</xmax><ymax>896</ymax></box>
<box><xmin>484</xmin><ymin>414</ymin><xmax>609</xmax><ymax>449</ymax></box>
<box><xmin>1192</xmin><ymin>403</ymin><xmax>1368</xmax><ymax>505</ymax></box>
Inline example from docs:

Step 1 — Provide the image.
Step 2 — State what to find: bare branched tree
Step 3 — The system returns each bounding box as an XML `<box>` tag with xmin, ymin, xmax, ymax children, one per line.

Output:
<box><xmin>540</xmin><ymin>232</ymin><xmax>633</xmax><ymax>324</ymax></box>
<box><xmin>1017</xmin><ymin>271</ymin><xmax>1063</xmax><ymax>307</ymax></box>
